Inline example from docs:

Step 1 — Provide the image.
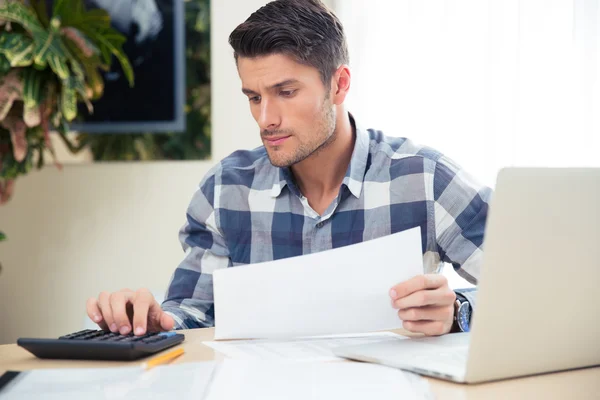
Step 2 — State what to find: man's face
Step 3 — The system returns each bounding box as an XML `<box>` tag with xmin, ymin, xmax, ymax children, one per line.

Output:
<box><xmin>238</xmin><ymin>54</ymin><xmax>337</xmax><ymax>168</ymax></box>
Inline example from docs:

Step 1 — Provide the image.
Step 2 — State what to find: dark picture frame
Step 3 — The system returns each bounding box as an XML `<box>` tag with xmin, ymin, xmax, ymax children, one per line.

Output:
<box><xmin>70</xmin><ymin>0</ymin><xmax>186</xmax><ymax>133</ymax></box>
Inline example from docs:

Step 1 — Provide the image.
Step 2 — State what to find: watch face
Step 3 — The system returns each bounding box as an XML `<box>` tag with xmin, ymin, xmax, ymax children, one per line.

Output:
<box><xmin>457</xmin><ymin>302</ymin><xmax>471</xmax><ymax>332</ymax></box>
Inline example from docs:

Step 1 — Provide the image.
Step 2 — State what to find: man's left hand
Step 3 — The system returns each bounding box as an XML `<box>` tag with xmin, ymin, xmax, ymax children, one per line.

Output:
<box><xmin>390</xmin><ymin>274</ymin><xmax>456</xmax><ymax>336</ymax></box>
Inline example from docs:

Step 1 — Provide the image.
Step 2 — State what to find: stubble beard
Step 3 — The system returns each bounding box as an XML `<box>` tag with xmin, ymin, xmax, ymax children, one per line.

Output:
<box><xmin>265</xmin><ymin>97</ymin><xmax>337</xmax><ymax>168</ymax></box>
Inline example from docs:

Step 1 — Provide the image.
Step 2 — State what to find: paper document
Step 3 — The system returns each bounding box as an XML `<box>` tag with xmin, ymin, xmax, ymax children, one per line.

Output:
<box><xmin>204</xmin><ymin>332</ymin><xmax>405</xmax><ymax>362</ymax></box>
<box><xmin>0</xmin><ymin>359</ymin><xmax>433</xmax><ymax>400</ymax></box>
<box><xmin>213</xmin><ymin>227</ymin><xmax>423</xmax><ymax>339</ymax></box>
<box><xmin>0</xmin><ymin>362</ymin><xmax>216</xmax><ymax>400</ymax></box>
<box><xmin>205</xmin><ymin>359</ymin><xmax>434</xmax><ymax>400</ymax></box>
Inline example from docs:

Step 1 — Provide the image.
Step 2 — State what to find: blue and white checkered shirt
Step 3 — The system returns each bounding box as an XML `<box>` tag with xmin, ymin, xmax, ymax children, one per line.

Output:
<box><xmin>162</xmin><ymin>116</ymin><xmax>491</xmax><ymax>329</ymax></box>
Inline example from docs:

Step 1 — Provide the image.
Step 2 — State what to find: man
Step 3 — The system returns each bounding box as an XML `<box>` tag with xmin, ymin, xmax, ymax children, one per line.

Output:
<box><xmin>87</xmin><ymin>0</ymin><xmax>489</xmax><ymax>337</ymax></box>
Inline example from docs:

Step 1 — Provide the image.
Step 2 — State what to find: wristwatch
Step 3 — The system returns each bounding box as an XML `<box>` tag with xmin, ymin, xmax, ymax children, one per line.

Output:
<box><xmin>452</xmin><ymin>294</ymin><xmax>472</xmax><ymax>332</ymax></box>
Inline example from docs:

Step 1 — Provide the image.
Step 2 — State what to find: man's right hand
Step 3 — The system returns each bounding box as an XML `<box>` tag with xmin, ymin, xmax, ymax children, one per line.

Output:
<box><xmin>86</xmin><ymin>288</ymin><xmax>175</xmax><ymax>336</ymax></box>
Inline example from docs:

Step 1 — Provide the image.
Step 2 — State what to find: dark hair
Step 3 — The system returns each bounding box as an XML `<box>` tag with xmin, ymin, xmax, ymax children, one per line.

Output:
<box><xmin>228</xmin><ymin>0</ymin><xmax>349</xmax><ymax>86</ymax></box>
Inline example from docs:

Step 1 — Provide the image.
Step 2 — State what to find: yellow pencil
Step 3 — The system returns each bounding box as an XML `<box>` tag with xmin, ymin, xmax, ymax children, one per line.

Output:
<box><xmin>142</xmin><ymin>347</ymin><xmax>185</xmax><ymax>370</ymax></box>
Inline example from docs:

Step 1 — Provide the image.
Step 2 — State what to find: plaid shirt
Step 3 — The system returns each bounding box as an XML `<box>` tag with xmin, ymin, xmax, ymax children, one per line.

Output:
<box><xmin>162</xmin><ymin>116</ymin><xmax>491</xmax><ymax>329</ymax></box>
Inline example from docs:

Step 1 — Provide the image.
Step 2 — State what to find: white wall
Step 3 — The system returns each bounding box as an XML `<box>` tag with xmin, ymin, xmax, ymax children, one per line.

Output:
<box><xmin>211</xmin><ymin>0</ymin><xmax>264</xmax><ymax>160</ymax></box>
<box><xmin>0</xmin><ymin>162</ymin><xmax>212</xmax><ymax>343</ymax></box>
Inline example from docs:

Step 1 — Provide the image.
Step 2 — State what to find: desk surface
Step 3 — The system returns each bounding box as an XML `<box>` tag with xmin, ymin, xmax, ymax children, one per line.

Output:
<box><xmin>1</xmin><ymin>328</ymin><xmax>599</xmax><ymax>399</ymax></box>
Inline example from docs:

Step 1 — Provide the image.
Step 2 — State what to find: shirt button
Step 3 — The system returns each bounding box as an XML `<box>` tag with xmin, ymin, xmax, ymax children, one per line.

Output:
<box><xmin>316</xmin><ymin>222</ymin><xmax>324</xmax><ymax>229</ymax></box>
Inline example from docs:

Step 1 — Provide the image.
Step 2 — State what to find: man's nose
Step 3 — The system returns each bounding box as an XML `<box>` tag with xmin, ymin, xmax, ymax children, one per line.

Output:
<box><xmin>258</xmin><ymin>99</ymin><xmax>281</xmax><ymax>131</ymax></box>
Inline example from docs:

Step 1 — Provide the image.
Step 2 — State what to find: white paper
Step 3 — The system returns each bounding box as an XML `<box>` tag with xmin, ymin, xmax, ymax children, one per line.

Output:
<box><xmin>204</xmin><ymin>359</ymin><xmax>434</xmax><ymax>400</ymax></box>
<box><xmin>213</xmin><ymin>227</ymin><xmax>423</xmax><ymax>339</ymax></box>
<box><xmin>203</xmin><ymin>332</ymin><xmax>405</xmax><ymax>362</ymax></box>
<box><xmin>0</xmin><ymin>362</ymin><xmax>216</xmax><ymax>400</ymax></box>
<box><xmin>0</xmin><ymin>359</ymin><xmax>434</xmax><ymax>400</ymax></box>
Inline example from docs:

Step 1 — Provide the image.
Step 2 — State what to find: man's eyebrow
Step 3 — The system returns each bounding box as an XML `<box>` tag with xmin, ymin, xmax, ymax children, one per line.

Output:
<box><xmin>269</xmin><ymin>79</ymin><xmax>300</xmax><ymax>89</ymax></box>
<box><xmin>242</xmin><ymin>88</ymin><xmax>259</xmax><ymax>96</ymax></box>
<box><xmin>241</xmin><ymin>79</ymin><xmax>301</xmax><ymax>96</ymax></box>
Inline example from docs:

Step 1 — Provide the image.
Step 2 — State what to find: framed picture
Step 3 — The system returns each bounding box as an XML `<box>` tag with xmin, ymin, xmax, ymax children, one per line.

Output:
<box><xmin>70</xmin><ymin>0</ymin><xmax>186</xmax><ymax>133</ymax></box>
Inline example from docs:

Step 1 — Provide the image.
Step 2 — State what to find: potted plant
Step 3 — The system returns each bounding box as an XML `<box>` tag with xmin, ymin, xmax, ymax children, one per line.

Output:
<box><xmin>0</xmin><ymin>0</ymin><xmax>134</xmax><ymax>241</ymax></box>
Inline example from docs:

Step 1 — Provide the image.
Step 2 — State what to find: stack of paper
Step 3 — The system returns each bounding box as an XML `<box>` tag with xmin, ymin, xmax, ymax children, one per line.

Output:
<box><xmin>204</xmin><ymin>332</ymin><xmax>405</xmax><ymax>362</ymax></box>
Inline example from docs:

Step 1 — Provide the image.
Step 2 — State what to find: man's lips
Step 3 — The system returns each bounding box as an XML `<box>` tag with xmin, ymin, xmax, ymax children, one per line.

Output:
<box><xmin>263</xmin><ymin>135</ymin><xmax>291</xmax><ymax>146</ymax></box>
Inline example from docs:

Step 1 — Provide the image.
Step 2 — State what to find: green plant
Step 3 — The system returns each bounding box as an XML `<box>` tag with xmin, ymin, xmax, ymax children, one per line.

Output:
<box><xmin>0</xmin><ymin>0</ymin><xmax>134</xmax><ymax>239</ymax></box>
<box><xmin>72</xmin><ymin>0</ymin><xmax>211</xmax><ymax>162</ymax></box>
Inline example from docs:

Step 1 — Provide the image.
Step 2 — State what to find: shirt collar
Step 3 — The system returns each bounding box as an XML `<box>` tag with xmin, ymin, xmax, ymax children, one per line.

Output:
<box><xmin>342</xmin><ymin>114</ymin><xmax>369</xmax><ymax>199</ymax></box>
<box><xmin>270</xmin><ymin>167</ymin><xmax>296</xmax><ymax>198</ymax></box>
<box><xmin>270</xmin><ymin>113</ymin><xmax>369</xmax><ymax>199</ymax></box>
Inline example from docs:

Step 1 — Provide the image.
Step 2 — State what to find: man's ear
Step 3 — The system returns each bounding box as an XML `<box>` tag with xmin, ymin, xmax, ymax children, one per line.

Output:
<box><xmin>330</xmin><ymin>65</ymin><xmax>351</xmax><ymax>105</ymax></box>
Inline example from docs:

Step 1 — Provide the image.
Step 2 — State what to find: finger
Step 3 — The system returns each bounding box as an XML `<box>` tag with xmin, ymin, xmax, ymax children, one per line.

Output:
<box><xmin>403</xmin><ymin>320</ymin><xmax>449</xmax><ymax>336</ymax></box>
<box><xmin>86</xmin><ymin>297</ymin><xmax>109</xmax><ymax>331</ymax></box>
<box><xmin>393</xmin><ymin>288</ymin><xmax>456</xmax><ymax>309</ymax></box>
<box><xmin>160</xmin><ymin>312</ymin><xmax>175</xmax><ymax>331</ymax></box>
<box><xmin>146</xmin><ymin>301</ymin><xmax>174</xmax><ymax>332</ymax></box>
<box><xmin>110</xmin><ymin>291</ymin><xmax>135</xmax><ymax>335</ymax></box>
<box><xmin>390</xmin><ymin>274</ymin><xmax>448</xmax><ymax>300</ymax></box>
<box><xmin>97</xmin><ymin>319</ymin><xmax>109</xmax><ymax>331</ymax></box>
<box><xmin>86</xmin><ymin>297</ymin><xmax>103</xmax><ymax>324</ymax></box>
<box><xmin>132</xmin><ymin>289</ymin><xmax>154</xmax><ymax>335</ymax></box>
<box><xmin>97</xmin><ymin>291</ymin><xmax>116</xmax><ymax>332</ymax></box>
<box><xmin>398</xmin><ymin>305</ymin><xmax>454</xmax><ymax>322</ymax></box>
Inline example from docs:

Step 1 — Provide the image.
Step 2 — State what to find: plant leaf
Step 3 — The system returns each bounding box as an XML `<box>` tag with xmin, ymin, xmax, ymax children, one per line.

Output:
<box><xmin>0</xmin><ymin>179</ymin><xmax>16</xmax><ymax>205</ymax></box>
<box><xmin>52</xmin><ymin>0</ymin><xmax>69</xmax><ymax>22</ymax></box>
<box><xmin>1</xmin><ymin>116</ymin><xmax>28</xmax><ymax>162</ymax></box>
<box><xmin>68</xmin><ymin>73</ymin><xmax>92</xmax><ymax>113</ymax></box>
<box><xmin>62</xmin><ymin>37</ymin><xmax>104</xmax><ymax>99</ymax></box>
<box><xmin>0</xmin><ymin>231</ymin><xmax>6</xmax><ymax>241</ymax></box>
<box><xmin>36</xmin><ymin>140</ymin><xmax>45</xmax><ymax>168</ymax></box>
<box><xmin>46</xmin><ymin>53</ymin><xmax>69</xmax><ymax>79</ymax></box>
<box><xmin>21</xmin><ymin>68</ymin><xmax>44</xmax><ymax>127</ymax></box>
<box><xmin>0</xmin><ymin>54</ymin><xmax>10</xmax><ymax>77</ymax></box>
<box><xmin>0</xmin><ymin>70</ymin><xmax>22</xmax><ymax>120</ymax></box>
<box><xmin>29</xmin><ymin>0</ymin><xmax>49</xmax><ymax>28</ymax></box>
<box><xmin>56</xmin><ymin>119</ymin><xmax>89</xmax><ymax>153</ymax></box>
<box><xmin>0</xmin><ymin>32</ymin><xmax>35</xmax><ymax>67</ymax></box>
<box><xmin>60</xmin><ymin>77</ymin><xmax>77</xmax><ymax>121</ymax></box>
<box><xmin>32</xmin><ymin>22</ymin><xmax>58</xmax><ymax>66</ymax></box>
<box><xmin>90</xmin><ymin>30</ymin><xmax>134</xmax><ymax>86</ymax></box>
<box><xmin>79</xmin><ymin>9</ymin><xmax>111</xmax><ymax>30</ymax></box>
<box><xmin>61</xmin><ymin>27</ymin><xmax>98</xmax><ymax>58</ymax></box>
<box><xmin>64</xmin><ymin>10</ymin><xmax>134</xmax><ymax>86</ymax></box>
<box><xmin>0</xmin><ymin>1</ymin><xmax>45</xmax><ymax>34</ymax></box>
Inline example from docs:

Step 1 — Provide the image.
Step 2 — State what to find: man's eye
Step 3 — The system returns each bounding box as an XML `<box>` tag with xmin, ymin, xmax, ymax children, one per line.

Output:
<box><xmin>249</xmin><ymin>96</ymin><xmax>261</xmax><ymax>104</ymax></box>
<box><xmin>280</xmin><ymin>90</ymin><xmax>296</xmax><ymax>97</ymax></box>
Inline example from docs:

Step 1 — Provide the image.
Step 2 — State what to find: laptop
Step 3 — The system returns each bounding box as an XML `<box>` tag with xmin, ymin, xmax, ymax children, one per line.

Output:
<box><xmin>334</xmin><ymin>168</ymin><xmax>600</xmax><ymax>384</ymax></box>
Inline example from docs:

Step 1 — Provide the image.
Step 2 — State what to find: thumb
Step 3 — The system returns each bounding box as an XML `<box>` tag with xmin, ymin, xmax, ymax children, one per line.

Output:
<box><xmin>147</xmin><ymin>301</ymin><xmax>173</xmax><ymax>332</ymax></box>
<box><xmin>160</xmin><ymin>311</ymin><xmax>175</xmax><ymax>331</ymax></box>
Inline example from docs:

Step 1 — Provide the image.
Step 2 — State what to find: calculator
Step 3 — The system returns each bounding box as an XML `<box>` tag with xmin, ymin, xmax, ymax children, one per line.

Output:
<box><xmin>17</xmin><ymin>329</ymin><xmax>185</xmax><ymax>361</ymax></box>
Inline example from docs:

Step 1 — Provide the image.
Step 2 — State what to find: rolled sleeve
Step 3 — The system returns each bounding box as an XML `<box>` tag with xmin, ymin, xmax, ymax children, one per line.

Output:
<box><xmin>433</xmin><ymin>156</ymin><xmax>492</xmax><ymax>291</ymax></box>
